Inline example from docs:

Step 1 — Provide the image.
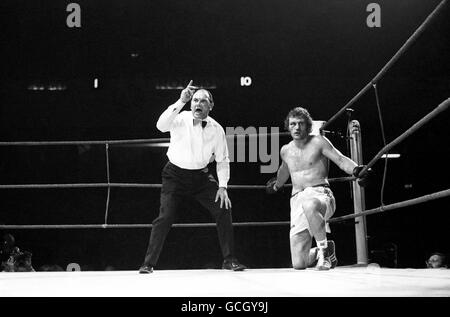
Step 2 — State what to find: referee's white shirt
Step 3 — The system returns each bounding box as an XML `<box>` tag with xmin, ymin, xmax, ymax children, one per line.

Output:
<box><xmin>156</xmin><ymin>100</ymin><xmax>230</xmax><ymax>188</ymax></box>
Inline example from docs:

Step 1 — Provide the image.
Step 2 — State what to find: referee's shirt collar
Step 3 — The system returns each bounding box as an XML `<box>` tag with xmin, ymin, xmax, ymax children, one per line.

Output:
<box><xmin>191</xmin><ymin>112</ymin><xmax>210</xmax><ymax>128</ymax></box>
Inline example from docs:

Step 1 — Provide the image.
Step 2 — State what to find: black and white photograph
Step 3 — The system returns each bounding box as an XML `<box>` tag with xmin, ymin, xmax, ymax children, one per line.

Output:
<box><xmin>0</xmin><ymin>0</ymin><xmax>449</xmax><ymax>302</ymax></box>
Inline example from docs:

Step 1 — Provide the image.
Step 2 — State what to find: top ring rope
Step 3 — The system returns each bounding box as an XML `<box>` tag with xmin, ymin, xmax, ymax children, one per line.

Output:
<box><xmin>358</xmin><ymin>98</ymin><xmax>449</xmax><ymax>177</ymax></box>
<box><xmin>321</xmin><ymin>0</ymin><xmax>448</xmax><ymax>131</ymax></box>
<box><xmin>0</xmin><ymin>138</ymin><xmax>169</xmax><ymax>146</ymax></box>
<box><xmin>0</xmin><ymin>131</ymin><xmax>294</xmax><ymax>147</ymax></box>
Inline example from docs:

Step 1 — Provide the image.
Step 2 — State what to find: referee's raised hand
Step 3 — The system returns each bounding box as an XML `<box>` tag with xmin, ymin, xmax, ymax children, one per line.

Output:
<box><xmin>180</xmin><ymin>80</ymin><xmax>198</xmax><ymax>103</ymax></box>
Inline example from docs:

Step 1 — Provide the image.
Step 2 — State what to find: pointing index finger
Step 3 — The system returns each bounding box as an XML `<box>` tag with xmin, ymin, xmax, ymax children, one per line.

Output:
<box><xmin>186</xmin><ymin>80</ymin><xmax>200</xmax><ymax>91</ymax></box>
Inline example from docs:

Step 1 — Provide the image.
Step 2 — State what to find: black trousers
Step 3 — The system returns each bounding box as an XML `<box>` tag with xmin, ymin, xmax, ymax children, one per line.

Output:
<box><xmin>142</xmin><ymin>161</ymin><xmax>235</xmax><ymax>267</ymax></box>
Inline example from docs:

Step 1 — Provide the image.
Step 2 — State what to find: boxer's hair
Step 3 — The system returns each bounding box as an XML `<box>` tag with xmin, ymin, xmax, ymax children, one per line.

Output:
<box><xmin>284</xmin><ymin>107</ymin><xmax>313</xmax><ymax>134</ymax></box>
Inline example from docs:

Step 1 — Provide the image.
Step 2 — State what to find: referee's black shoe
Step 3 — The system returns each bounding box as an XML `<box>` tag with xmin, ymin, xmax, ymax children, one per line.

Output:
<box><xmin>139</xmin><ymin>265</ymin><xmax>154</xmax><ymax>274</ymax></box>
<box><xmin>222</xmin><ymin>258</ymin><xmax>247</xmax><ymax>271</ymax></box>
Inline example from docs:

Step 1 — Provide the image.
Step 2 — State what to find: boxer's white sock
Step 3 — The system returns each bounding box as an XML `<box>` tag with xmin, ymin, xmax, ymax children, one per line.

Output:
<box><xmin>317</xmin><ymin>239</ymin><xmax>328</xmax><ymax>250</ymax></box>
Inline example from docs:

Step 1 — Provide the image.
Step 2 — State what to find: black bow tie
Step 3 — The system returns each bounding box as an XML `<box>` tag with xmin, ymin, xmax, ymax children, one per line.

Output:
<box><xmin>193</xmin><ymin>119</ymin><xmax>207</xmax><ymax>128</ymax></box>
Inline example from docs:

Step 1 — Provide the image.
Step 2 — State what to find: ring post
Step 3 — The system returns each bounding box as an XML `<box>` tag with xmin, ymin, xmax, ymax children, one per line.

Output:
<box><xmin>104</xmin><ymin>143</ymin><xmax>111</xmax><ymax>225</ymax></box>
<box><xmin>348</xmin><ymin>120</ymin><xmax>368</xmax><ymax>265</ymax></box>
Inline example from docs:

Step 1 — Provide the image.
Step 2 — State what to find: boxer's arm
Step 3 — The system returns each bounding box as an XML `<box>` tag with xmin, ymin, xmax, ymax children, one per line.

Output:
<box><xmin>275</xmin><ymin>146</ymin><xmax>290</xmax><ymax>189</ymax></box>
<box><xmin>321</xmin><ymin>136</ymin><xmax>357</xmax><ymax>175</ymax></box>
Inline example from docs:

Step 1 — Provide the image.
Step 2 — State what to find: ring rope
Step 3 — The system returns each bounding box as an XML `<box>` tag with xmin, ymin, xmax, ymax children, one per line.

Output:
<box><xmin>0</xmin><ymin>138</ymin><xmax>170</xmax><ymax>146</ymax></box>
<box><xmin>2</xmin><ymin>189</ymin><xmax>448</xmax><ymax>230</ymax></box>
<box><xmin>0</xmin><ymin>130</ymin><xmax>338</xmax><ymax>148</ymax></box>
<box><xmin>0</xmin><ymin>221</ymin><xmax>290</xmax><ymax>230</ymax></box>
<box><xmin>372</xmin><ymin>83</ymin><xmax>388</xmax><ymax>207</ymax></box>
<box><xmin>328</xmin><ymin>188</ymin><xmax>450</xmax><ymax>223</ymax></box>
<box><xmin>358</xmin><ymin>98</ymin><xmax>449</xmax><ymax>176</ymax></box>
<box><xmin>322</xmin><ymin>0</ymin><xmax>448</xmax><ymax>130</ymax></box>
<box><xmin>0</xmin><ymin>131</ymin><xmax>295</xmax><ymax>147</ymax></box>
<box><xmin>0</xmin><ymin>176</ymin><xmax>355</xmax><ymax>190</ymax></box>
<box><xmin>104</xmin><ymin>144</ymin><xmax>111</xmax><ymax>224</ymax></box>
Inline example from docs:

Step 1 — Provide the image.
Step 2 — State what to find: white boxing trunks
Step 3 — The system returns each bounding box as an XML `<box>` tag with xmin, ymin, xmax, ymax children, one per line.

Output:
<box><xmin>290</xmin><ymin>185</ymin><xmax>336</xmax><ymax>237</ymax></box>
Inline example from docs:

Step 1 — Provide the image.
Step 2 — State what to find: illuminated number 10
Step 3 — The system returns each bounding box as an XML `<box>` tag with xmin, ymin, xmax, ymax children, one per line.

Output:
<box><xmin>240</xmin><ymin>76</ymin><xmax>252</xmax><ymax>86</ymax></box>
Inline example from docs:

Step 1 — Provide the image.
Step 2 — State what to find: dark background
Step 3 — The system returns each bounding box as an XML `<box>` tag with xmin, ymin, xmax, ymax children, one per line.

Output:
<box><xmin>0</xmin><ymin>0</ymin><xmax>448</xmax><ymax>271</ymax></box>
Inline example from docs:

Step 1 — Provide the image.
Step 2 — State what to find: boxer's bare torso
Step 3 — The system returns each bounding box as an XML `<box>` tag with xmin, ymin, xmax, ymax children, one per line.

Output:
<box><xmin>281</xmin><ymin>136</ymin><xmax>329</xmax><ymax>193</ymax></box>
